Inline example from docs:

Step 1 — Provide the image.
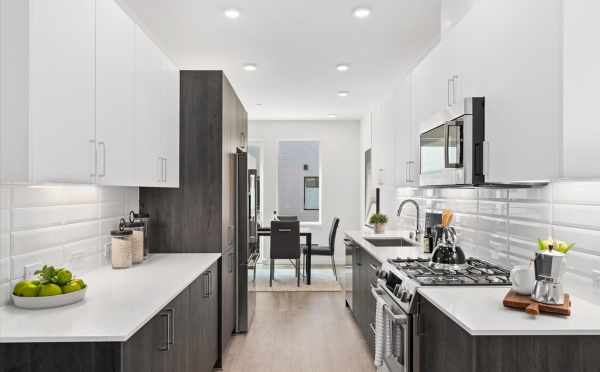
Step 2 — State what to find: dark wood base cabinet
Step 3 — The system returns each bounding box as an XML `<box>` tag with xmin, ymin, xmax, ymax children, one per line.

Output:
<box><xmin>0</xmin><ymin>261</ymin><xmax>219</xmax><ymax>372</ymax></box>
<box><xmin>350</xmin><ymin>243</ymin><xmax>380</xmax><ymax>356</ymax></box>
<box><xmin>416</xmin><ymin>296</ymin><xmax>600</xmax><ymax>372</ymax></box>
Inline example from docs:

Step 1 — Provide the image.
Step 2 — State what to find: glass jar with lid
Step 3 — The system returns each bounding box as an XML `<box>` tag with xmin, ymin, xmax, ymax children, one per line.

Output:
<box><xmin>110</xmin><ymin>220</ymin><xmax>133</xmax><ymax>269</ymax></box>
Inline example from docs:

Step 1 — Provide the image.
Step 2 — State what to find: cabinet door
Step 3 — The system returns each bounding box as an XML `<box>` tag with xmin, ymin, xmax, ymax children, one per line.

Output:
<box><xmin>95</xmin><ymin>0</ymin><xmax>136</xmax><ymax>186</ymax></box>
<box><xmin>563</xmin><ymin>0</ymin><xmax>600</xmax><ymax>178</ymax></box>
<box><xmin>134</xmin><ymin>26</ymin><xmax>163</xmax><ymax>187</ymax></box>
<box><xmin>418</xmin><ymin>297</ymin><xmax>473</xmax><ymax>372</ymax></box>
<box><xmin>393</xmin><ymin>76</ymin><xmax>416</xmax><ymax>187</ymax></box>
<box><xmin>29</xmin><ymin>0</ymin><xmax>95</xmax><ymax>184</ymax></box>
<box><xmin>452</xmin><ymin>0</ymin><xmax>561</xmax><ymax>183</ymax></box>
<box><xmin>221</xmin><ymin>248</ymin><xmax>235</xmax><ymax>350</ymax></box>
<box><xmin>190</xmin><ymin>263</ymin><xmax>219</xmax><ymax>372</ymax></box>
<box><xmin>122</xmin><ymin>310</ymin><xmax>166</xmax><ymax>372</ymax></box>
<box><xmin>166</xmin><ymin>288</ymin><xmax>190</xmax><ymax>372</ymax></box>
<box><xmin>352</xmin><ymin>246</ymin><xmax>361</xmax><ymax>320</ymax></box>
<box><xmin>159</xmin><ymin>56</ymin><xmax>180</xmax><ymax>188</ymax></box>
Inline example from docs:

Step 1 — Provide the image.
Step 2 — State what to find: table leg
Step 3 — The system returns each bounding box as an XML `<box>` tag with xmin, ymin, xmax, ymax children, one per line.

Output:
<box><xmin>307</xmin><ymin>234</ymin><xmax>312</xmax><ymax>285</ymax></box>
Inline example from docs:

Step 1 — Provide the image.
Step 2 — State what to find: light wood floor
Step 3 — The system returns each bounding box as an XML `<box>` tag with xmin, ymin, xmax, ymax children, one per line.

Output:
<box><xmin>219</xmin><ymin>292</ymin><xmax>376</xmax><ymax>372</ymax></box>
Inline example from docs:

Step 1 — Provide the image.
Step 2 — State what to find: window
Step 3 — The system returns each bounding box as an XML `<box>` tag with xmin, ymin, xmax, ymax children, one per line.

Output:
<box><xmin>277</xmin><ymin>141</ymin><xmax>320</xmax><ymax>223</ymax></box>
<box><xmin>303</xmin><ymin>176</ymin><xmax>319</xmax><ymax>210</ymax></box>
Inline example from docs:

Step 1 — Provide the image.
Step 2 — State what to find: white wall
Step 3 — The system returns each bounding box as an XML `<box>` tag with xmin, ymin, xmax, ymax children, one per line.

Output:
<box><xmin>249</xmin><ymin>120</ymin><xmax>361</xmax><ymax>265</ymax></box>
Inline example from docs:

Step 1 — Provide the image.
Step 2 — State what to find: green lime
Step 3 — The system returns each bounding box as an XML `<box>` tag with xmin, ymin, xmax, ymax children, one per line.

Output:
<box><xmin>20</xmin><ymin>283</ymin><xmax>40</xmax><ymax>297</ymax></box>
<box><xmin>38</xmin><ymin>283</ymin><xmax>62</xmax><ymax>297</ymax></box>
<box><xmin>56</xmin><ymin>269</ymin><xmax>72</xmax><ymax>285</ymax></box>
<box><xmin>62</xmin><ymin>281</ymin><xmax>81</xmax><ymax>294</ymax></box>
<box><xmin>74</xmin><ymin>278</ymin><xmax>87</xmax><ymax>289</ymax></box>
<box><xmin>13</xmin><ymin>280</ymin><xmax>31</xmax><ymax>296</ymax></box>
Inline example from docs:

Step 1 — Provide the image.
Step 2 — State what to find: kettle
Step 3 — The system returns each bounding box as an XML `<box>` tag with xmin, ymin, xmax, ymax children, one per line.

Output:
<box><xmin>531</xmin><ymin>246</ymin><xmax>565</xmax><ymax>305</ymax></box>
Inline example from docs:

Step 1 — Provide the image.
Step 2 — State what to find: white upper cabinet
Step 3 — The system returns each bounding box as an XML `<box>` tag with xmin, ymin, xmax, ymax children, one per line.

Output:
<box><xmin>134</xmin><ymin>26</ymin><xmax>164</xmax><ymax>188</ymax></box>
<box><xmin>0</xmin><ymin>0</ymin><xmax>179</xmax><ymax>187</ymax></box>
<box><xmin>29</xmin><ymin>0</ymin><xmax>96</xmax><ymax>184</ymax></box>
<box><xmin>412</xmin><ymin>0</ymin><xmax>562</xmax><ymax>184</ymax></box>
<box><xmin>96</xmin><ymin>0</ymin><xmax>136</xmax><ymax>186</ymax></box>
<box><xmin>563</xmin><ymin>0</ymin><xmax>600</xmax><ymax>179</ymax></box>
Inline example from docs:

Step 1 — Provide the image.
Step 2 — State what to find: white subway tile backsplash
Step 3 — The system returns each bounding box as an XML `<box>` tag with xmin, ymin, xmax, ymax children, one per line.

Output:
<box><xmin>0</xmin><ymin>185</ymin><xmax>139</xmax><ymax>306</ymax></box>
<box><xmin>11</xmin><ymin>246</ymin><xmax>64</xmax><ymax>280</ymax></box>
<box><xmin>397</xmin><ymin>181</ymin><xmax>600</xmax><ymax>304</ymax></box>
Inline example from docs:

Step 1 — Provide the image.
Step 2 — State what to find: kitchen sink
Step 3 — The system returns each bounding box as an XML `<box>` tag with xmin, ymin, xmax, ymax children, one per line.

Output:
<box><xmin>364</xmin><ymin>237</ymin><xmax>418</xmax><ymax>247</ymax></box>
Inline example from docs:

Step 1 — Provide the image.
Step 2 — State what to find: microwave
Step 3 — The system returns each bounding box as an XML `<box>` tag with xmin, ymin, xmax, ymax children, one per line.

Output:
<box><xmin>419</xmin><ymin>97</ymin><xmax>485</xmax><ymax>186</ymax></box>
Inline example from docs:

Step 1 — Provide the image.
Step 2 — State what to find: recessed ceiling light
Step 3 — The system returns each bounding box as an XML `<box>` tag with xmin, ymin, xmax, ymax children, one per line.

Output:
<box><xmin>328</xmin><ymin>114</ymin><xmax>337</xmax><ymax>118</ymax></box>
<box><xmin>337</xmin><ymin>91</ymin><xmax>349</xmax><ymax>97</ymax></box>
<box><xmin>224</xmin><ymin>8</ymin><xmax>240</xmax><ymax>19</ymax></box>
<box><xmin>243</xmin><ymin>63</ymin><xmax>257</xmax><ymax>71</ymax></box>
<box><xmin>336</xmin><ymin>64</ymin><xmax>350</xmax><ymax>72</ymax></box>
<box><xmin>353</xmin><ymin>7</ymin><xmax>371</xmax><ymax>19</ymax></box>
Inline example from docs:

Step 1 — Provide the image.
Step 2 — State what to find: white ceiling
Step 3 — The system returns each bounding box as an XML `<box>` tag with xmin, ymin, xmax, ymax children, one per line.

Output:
<box><xmin>118</xmin><ymin>0</ymin><xmax>441</xmax><ymax>120</ymax></box>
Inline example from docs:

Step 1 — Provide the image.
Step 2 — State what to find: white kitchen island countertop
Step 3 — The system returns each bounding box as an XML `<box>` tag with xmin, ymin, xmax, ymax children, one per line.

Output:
<box><xmin>418</xmin><ymin>286</ymin><xmax>600</xmax><ymax>336</ymax></box>
<box><xmin>0</xmin><ymin>253</ymin><xmax>221</xmax><ymax>343</ymax></box>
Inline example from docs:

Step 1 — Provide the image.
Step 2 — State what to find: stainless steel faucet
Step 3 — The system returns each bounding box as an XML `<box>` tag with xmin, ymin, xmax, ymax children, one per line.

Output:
<box><xmin>397</xmin><ymin>199</ymin><xmax>421</xmax><ymax>241</ymax></box>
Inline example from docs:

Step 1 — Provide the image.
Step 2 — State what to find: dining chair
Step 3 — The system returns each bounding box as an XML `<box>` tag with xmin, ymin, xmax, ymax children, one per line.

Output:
<box><xmin>270</xmin><ymin>220</ymin><xmax>301</xmax><ymax>287</ymax></box>
<box><xmin>302</xmin><ymin>217</ymin><xmax>340</xmax><ymax>280</ymax></box>
<box><xmin>277</xmin><ymin>216</ymin><xmax>298</xmax><ymax>222</ymax></box>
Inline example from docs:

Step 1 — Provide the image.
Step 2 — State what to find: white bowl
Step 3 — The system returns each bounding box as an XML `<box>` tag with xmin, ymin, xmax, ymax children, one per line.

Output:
<box><xmin>12</xmin><ymin>287</ymin><xmax>87</xmax><ymax>309</ymax></box>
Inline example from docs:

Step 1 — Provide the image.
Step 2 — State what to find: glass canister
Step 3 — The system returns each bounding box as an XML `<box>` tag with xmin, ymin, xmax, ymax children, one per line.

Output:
<box><xmin>124</xmin><ymin>219</ymin><xmax>144</xmax><ymax>264</ymax></box>
<box><xmin>110</xmin><ymin>220</ymin><xmax>133</xmax><ymax>269</ymax></box>
<box><xmin>129</xmin><ymin>210</ymin><xmax>151</xmax><ymax>259</ymax></box>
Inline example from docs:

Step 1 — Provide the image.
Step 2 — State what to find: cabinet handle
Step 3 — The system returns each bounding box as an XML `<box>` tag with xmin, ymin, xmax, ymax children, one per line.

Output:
<box><xmin>203</xmin><ymin>272</ymin><xmax>211</xmax><ymax>298</ymax></box>
<box><xmin>209</xmin><ymin>270</ymin><xmax>213</xmax><ymax>297</ymax></box>
<box><xmin>229</xmin><ymin>252</ymin><xmax>234</xmax><ymax>273</ymax></box>
<box><xmin>157</xmin><ymin>157</ymin><xmax>163</xmax><ymax>183</ymax></box>
<box><xmin>448</xmin><ymin>78</ymin><xmax>453</xmax><ymax>107</ymax></box>
<box><xmin>452</xmin><ymin>75</ymin><xmax>459</xmax><ymax>105</ymax></box>
<box><xmin>163</xmin><ymin>158</ymin><xmax>167</xmax><ymax>182</ymax></box>
<box><xmin>89</xmin><ymin>139</ymin><xmax>96</xmax><ymax>177</ymax></box>
<box><xmin>368</xmin><ymin>263</ymin><xmax>379</xmax><ymax>272</ymax></box>
<box><xmin>159</xmin><ymin>311</ymin><xmax>170</xmax><ymax>351</ymax></box>
<box><xmin>166</xmin><ymin>308</ymin><xmax>175</xmax><ymax>346</ymax></box>
<box><xmin>98</xmin><ymin>142</ymin><xmax>106</xmax><ymax>177</ymax></box>
<box><xmin>483</xmin><ymin>141</ymin><xmax>490</xmax><ymax>177</ymax></box>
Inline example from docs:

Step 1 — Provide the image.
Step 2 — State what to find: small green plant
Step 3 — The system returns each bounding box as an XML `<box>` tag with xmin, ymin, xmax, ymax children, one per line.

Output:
<box><xmin>369</xmin><ymin>213</ymin><xmax>388</xmax><ymax>225</ymax></box>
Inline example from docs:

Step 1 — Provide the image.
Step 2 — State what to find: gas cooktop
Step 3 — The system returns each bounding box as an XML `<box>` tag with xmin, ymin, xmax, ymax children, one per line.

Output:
<box><xmin>387</xmin><ymin>257</ymin><xmax>511</xmax><ymax>286</ymax></box>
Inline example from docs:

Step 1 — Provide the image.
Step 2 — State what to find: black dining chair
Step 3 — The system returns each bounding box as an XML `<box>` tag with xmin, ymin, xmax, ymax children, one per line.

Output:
<box><xmin>302</xmin><ymin>217</ymin><xmax>340</xmax><ymax>280</ymax></box>
<box><xmin>277</xmin><ymin>216</ymin><xmax>298</xmax><ymax>222</ymax></box>
<box><xmin>270</xmin><ymin>220</ymin><xmax>301</xmax><ymax>287</ymax></box>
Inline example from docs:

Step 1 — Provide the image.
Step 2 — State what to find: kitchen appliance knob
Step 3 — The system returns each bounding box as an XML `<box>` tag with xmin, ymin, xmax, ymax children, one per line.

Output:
<box><xmin>376</xmin><ymin>269</ymin><xmax>388</xmax><ymax>280</ymax></box>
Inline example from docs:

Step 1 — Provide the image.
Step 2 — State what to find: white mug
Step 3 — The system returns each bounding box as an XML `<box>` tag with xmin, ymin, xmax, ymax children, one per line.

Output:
<box><xmin>510</xmin><ymin>265</ymin><xmax>535</xmax><ymax>295</ymax></box>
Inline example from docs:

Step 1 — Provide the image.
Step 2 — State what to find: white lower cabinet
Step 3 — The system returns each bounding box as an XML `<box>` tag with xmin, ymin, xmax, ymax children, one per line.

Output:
<box><xmin>562</xmin><ymin>0</ymin><xmax>600</xmax><ymax>179</ymax></box>
<box><xmin>0</xmin><ymin>0</ymin><xmax>179</xmax><ymax>187</ymax></box>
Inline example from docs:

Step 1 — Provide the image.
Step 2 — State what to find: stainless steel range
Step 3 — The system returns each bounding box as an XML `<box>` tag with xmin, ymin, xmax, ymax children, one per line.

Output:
<box><xmin>371</xmin><ymin>256</ymin><xmax>511</xmax><ymax>372</ymax></box>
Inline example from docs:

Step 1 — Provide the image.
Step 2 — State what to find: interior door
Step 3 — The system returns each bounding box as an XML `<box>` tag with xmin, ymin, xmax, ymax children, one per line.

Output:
<box><xmin>95</xmin><ymin>0</ymin><xmax>136</xmax><ymax>186</ymax></box>
<box><xmin>29</xmin><ymin>0</ymin><xmax>95</xmax><ymax>184</ymax></box>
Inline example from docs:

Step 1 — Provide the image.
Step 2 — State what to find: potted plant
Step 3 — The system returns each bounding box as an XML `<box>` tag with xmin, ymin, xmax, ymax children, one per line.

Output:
<box><xmin>369</xmin><ymin>213</ymin><xmax>388</xmax><ymax>234</ymax></box>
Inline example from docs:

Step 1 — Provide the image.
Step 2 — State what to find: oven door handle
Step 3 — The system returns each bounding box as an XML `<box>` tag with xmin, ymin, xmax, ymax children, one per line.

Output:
<box><xmin>371</xmin><ymin>287</ymin><xmax>409</xmax><ymax>323</ymax></box>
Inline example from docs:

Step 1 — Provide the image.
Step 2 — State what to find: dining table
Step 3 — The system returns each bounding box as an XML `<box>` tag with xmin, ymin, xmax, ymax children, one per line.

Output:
<box><xmin>257</xmin><ymin>227</ymin><xmax>313</xmax><ymax>285</ymax></box>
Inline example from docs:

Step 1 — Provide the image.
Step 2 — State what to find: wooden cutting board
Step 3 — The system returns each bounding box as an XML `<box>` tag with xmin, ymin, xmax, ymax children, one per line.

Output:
<box><xmin>503</xmin><ymin>290</ymin><xmax>571</xmax><ymax>316</ymax></box>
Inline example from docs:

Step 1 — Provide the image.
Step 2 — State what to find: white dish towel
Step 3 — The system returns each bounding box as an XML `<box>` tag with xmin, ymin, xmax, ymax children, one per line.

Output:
<box><xmin>374</xmin><ymin>294</ymin><xmax>387</xmax><ymax>367</ymax></box>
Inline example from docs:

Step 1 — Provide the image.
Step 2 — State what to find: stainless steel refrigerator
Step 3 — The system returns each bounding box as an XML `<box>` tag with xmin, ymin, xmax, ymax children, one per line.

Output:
<box><xmin>235</xmin><ymin>149</ymin><xmax>258</xmax><ymax>332</ymax></box>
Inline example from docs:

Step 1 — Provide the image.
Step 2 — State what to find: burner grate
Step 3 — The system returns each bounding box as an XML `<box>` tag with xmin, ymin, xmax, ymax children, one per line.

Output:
<box><xmin>388</xmin><ymin>257</ymin><xmax>512</xmax><ymax>286</ymax></box>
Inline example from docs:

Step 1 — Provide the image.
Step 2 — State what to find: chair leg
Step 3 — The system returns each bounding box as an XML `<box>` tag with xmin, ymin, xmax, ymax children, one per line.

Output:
<box><xmin>302</xmin><ymin>253</ymin><xmax>306</xmax><ymax>279</ymax></box>
<box><xmin>296</xmin><ymin>259</ymin><xmax>300</xmax><ymax>287</ymax></box>
<box><xmin>331</xmin><ymin>255</ymin><xmax>338</xmax><ymax>281</ymax></box>
<box><xmin>270</xmin><ymin>259</ymin><xmax>274</xmax><ymax>287</ymax></box>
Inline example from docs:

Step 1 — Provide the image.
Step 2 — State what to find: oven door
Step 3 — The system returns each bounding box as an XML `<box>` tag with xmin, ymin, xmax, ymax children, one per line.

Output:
<box><xmin>420</xmin><ymin>120</ymin><xmax>465</xmax><ymax>186</ymax></box>
<box><xmin>372</xmin><ymin>286</ymin><xmax>412</xmax><ymax>372</ymax></box>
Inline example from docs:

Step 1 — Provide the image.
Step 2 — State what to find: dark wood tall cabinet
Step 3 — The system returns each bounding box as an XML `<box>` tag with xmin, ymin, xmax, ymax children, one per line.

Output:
<box><xmin>139</xmin><ymin>71</ymin><xmax>248</xmax><ymax>364</ymax></box>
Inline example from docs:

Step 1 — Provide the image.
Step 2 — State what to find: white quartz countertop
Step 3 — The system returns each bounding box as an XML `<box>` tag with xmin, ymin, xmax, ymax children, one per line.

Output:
<box><xmin>0</xmin><ymin>253</ymin><xmax>221</xmax><ymax>343</ymax></box>
<box><xmin>418</xmin><ymin>286</ymin><xmax>600</xmax><ymax>336</ymax></box>
<box><xmin>344</xmin><ymin>229</ymin><xmax>426</xmax><ymax>263</ymax></box>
